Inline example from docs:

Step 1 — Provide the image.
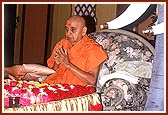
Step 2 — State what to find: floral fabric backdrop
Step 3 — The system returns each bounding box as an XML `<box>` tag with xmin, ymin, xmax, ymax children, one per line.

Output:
<box><xmin>88</xmin><ymin>29</ymin><xmax>154</xmax><ymax>111</ymax></box>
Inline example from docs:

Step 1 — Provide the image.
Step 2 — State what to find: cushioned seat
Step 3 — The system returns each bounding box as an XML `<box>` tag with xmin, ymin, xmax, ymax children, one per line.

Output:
<box><xmin>88</xmin><ymin>29</ymin><xmax>154</xmax><ymax>111</ymax></box>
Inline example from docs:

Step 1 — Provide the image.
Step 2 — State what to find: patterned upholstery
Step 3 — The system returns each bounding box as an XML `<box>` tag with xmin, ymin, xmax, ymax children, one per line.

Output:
<box><xmin>88</xmin><ymin>29</ymin><xmax>154</xmax><ymax>111</ymax></box>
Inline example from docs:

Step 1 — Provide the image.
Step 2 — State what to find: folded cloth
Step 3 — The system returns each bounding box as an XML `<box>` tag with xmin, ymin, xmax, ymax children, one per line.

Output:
<box><xmin>5</xmin><ymin>64</ymin><xmax>55</xmax><ymax>81</ymax></box>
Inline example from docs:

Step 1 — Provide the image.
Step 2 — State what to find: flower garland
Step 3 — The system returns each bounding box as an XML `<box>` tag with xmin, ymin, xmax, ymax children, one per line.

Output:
<box><xmin>4</xmin><ymin>79</ymin><xmax>95</xmax><ymax>107</ymax></box>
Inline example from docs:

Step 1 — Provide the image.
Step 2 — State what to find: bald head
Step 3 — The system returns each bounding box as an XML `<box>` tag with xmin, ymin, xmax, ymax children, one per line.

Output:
<box><xmin>67</xmin><ymin>15</ymin><xmax>86</xmax><ymax>27</ymax></box>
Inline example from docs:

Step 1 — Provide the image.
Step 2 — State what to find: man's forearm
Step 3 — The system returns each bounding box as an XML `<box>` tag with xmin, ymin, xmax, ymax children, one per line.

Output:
<box><xmin>66</xmin><ymin>63</ymin><xmax>97</xmax><ymax>85</ymax></box>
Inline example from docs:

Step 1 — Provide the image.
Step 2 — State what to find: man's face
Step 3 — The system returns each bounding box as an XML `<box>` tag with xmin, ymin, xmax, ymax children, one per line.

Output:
<box><xmin>65</xmin><ymin>19</ymin><xmax>85</xmax><ymax>45</ymax></box>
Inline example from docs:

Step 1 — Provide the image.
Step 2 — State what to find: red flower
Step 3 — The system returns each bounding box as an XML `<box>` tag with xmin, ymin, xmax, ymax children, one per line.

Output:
<box><xmin>86</xmin><ymin>86</ymin><xmax>95</xmax><ymax>94</ymax></box>
<box><xmin>42</xmin><ymin>86</ymin><xmax>50</xmax><ymax>93</ymax></box>
<box><xmin>22</xmin><ymin>83</ymin><xmax>29</xmax><ymax>88</ymax></box>
<box><xmin>62</xmin><ymin>84</ymin><xmax>71</xmax><ymax>90</ymax></box>
<box><xmin>54</xmin><ymin>93</ymin><xmax>61</xmax><ymax>100</ymax></box>
<box><xmin>21</xmin><ymin>89</ymin><xmax>27</xmax><ymax>93</ymax></box>
<box><xmin>4</xmin><ymin>84</ymin><xmax>12</xmax><ymax>92</ymax></box>
<box><xmin>51</xmin><ymin>85</ymin><xmax>59</xmax><ymax>89</ymax></box>
<box><xmin>32</xmin><ymin>88</ymin><xmax>39</xmax><ymax>96</ymax></box>
<box><xmin>90</xmin><ymin>103</ymin><xmax>103</xmax><ymax>111</ymax></box>
<box><xmin>47</xmin><ymin>91</ymin><xmax>56</xmax><ymax>101</ymax></box>
<box><xmin>66</xmin><ymin>91</ymin><xmax>73</xmax><ymax>98</ymax></box>
<box><xmin>55</xmin><ymin>89</ymin><xmax>68</xmax><ymax>100</ymax></box>
<box><xmin>10</xmin><ymin>81</ymin><xmax>18</xmax><ymax>87</ymax></box>
<box><xmin>71</xmin><ymin>88</ymin><xmax>79</xmax><ymax>97</ymax></box>
<box><xmin>78</xmin><ymin>88</ymin><xmax>84</xmax><ymax>96</ymax></box>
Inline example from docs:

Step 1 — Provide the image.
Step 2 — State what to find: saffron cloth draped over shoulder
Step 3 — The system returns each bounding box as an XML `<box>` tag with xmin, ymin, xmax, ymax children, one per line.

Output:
<box><xmin>42</xmin><ymin>35</ymin><xmax>107</xmax><ymax>86</ymax></box>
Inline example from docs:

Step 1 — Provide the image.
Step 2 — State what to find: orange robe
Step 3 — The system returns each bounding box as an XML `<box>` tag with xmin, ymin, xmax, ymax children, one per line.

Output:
<box><xmin>42</xmin><ymin>35</ymin><xmax>107</xmax><ymax>86</ymax></box>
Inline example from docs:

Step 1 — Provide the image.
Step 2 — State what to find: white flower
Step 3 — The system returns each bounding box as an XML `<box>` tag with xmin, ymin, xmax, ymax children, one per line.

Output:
<box><xmin>48</xmin><ymin>86</ymin><xmax>57</xmax><ymax>91</ymax></box>
<box><xmin>35</xmin><ymin>97</ymin><xmax>41</xmax><ymax>104</ymax></box>
<box><xmin>30</xmin><ymin>96</ymin><xmax>36</xmax><ymax>104</ymax></box>
<box><xmin>70</xmin><ymin>85</ymin><xmax>75</xmax><ymax>89</ymax></box>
